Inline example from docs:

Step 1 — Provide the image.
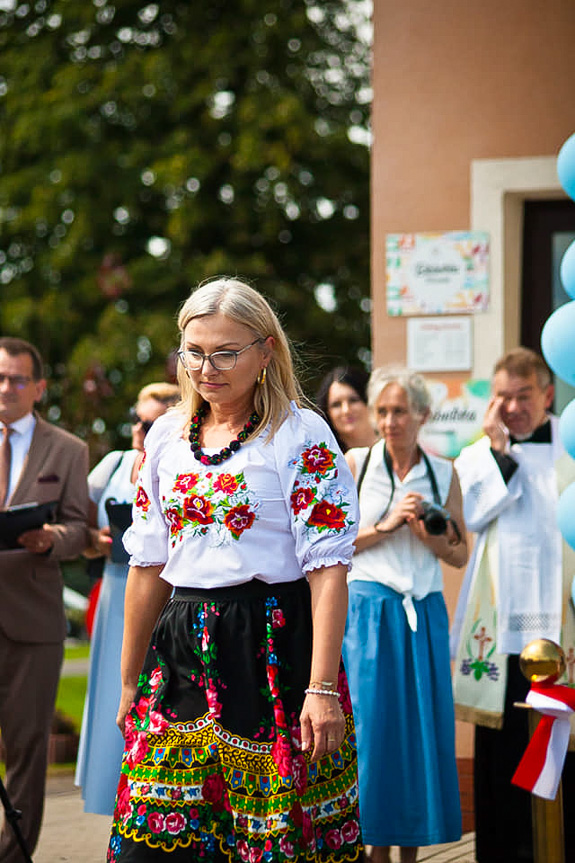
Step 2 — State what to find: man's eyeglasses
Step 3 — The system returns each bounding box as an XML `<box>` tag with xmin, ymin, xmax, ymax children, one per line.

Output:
<box><xmin>129</xmin><ymin>407</ymin><xmax>154</xmax><ymax>433</ymax></box>
<box><xmin>177</xmin><ymin>338</ymin><xmax>263</xmax><ymax>372</ymax></box>
<box><xmin>0</xmin><ymin>373</ymin><xmax>33</xmax><ymax>390</ymax></box>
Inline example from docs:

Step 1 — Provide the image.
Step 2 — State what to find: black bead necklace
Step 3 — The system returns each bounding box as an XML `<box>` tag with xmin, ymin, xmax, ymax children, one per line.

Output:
<box><xmin>188</xmin><ymin>402</ymin><xmax>260</xmax><ymax>466</ymax></box>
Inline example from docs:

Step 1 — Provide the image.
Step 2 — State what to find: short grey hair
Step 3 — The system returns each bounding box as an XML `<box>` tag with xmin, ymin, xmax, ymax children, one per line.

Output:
<box><xmin>367</xmin><ymin>366</ymin><xmax>431</xmax><ymax>417</ymax></box>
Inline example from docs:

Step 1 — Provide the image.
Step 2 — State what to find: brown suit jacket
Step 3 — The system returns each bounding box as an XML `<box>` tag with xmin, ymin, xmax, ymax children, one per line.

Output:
<box><xmin>0</xmin><ymin>415</ymin><xmax>90</xmax><ymax>643</ymax></box>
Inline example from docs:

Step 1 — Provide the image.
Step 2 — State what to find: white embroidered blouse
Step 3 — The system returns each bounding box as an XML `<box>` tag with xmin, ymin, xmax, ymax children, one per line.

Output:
<box><xmin>123</xmin><ymin>404</ymin><xmax>359</xmax><ymax>589</ymax></box>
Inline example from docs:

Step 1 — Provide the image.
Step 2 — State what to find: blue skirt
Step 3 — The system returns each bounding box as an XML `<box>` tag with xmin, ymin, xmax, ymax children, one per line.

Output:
<box><xmin>342</xmin><ymin>581</ymin><xmax>461</xmax><ymax>848</ymax></box>
<box><xmin>75</xmin><ymin>562</ymin><xmax>128</xmax><ymax>815</ymax></box>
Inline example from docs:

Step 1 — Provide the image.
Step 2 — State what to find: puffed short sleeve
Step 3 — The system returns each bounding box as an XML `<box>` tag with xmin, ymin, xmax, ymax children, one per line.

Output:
<box><xmin>275</xmin><ymin>406</ymin><xmax>359</xmax><ymax>573</ymax></box>
<box><xmin>123</xmin><ymin>419</ymin><xmax>170</xmax><ymax>567</ymax></box>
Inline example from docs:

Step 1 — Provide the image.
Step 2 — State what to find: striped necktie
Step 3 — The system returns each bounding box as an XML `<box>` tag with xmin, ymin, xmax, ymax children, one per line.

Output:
<box><xmin>0</xmin><ymin>425</ymin><xmax>13</xmax><ymax>509</ymax></box>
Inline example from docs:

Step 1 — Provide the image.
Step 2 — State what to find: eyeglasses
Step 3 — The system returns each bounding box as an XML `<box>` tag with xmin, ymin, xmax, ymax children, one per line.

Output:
<box><xmin>0</xmin><ymin>373</ymin><xmax>33</xmax><ymax>390</ymax></box>
<box><xmin>129</xmin><ymin>407</ymin><xmax>154</xmax><ymax>433</ymax></box>
<box><xmin>177</xmin><ymin>338</ymin><xmax>263</xmax><ymax>372</ymax></box>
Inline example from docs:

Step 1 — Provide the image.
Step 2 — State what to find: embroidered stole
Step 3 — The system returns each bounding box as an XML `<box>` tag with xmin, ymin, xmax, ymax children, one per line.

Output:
<box><xmin>453</xmin><ymin>451</ymin><xmax>575</xmax><ymax>744</ymax></box>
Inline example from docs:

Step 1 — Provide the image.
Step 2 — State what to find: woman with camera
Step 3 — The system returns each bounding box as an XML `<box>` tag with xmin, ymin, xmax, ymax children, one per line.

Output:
<box><xmin>342</xmin><ymin>367</ymin><xmax>467</xmax><ymax>863</ymax></box>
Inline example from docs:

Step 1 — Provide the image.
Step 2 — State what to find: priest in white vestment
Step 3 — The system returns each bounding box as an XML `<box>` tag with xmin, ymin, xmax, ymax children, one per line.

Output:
<box><xmin>450</xmin><ymin>347</ymin><xmax>575</xmax><ymax>863</ymax></box>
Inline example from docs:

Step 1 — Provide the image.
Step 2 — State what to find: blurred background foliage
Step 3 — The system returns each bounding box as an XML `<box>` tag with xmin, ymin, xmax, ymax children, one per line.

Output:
<box><xmin>0</xmin><ymin>0</ymin><xmax>372</xmax><ymax>463</ymax></box>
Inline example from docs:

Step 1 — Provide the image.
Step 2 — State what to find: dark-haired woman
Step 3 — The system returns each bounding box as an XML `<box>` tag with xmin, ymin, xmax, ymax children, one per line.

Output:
<box><xmin>316</xmin><ymin>366</ymin><xmax>377</xmax><ymax>453</ymax></box>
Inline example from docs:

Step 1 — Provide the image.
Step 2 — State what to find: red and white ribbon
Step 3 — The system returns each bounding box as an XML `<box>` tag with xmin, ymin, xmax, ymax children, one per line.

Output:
<box><xmin>512</xmin><ymin>682</ymin><xmax>575</xmax><ymax>800</ymax></box>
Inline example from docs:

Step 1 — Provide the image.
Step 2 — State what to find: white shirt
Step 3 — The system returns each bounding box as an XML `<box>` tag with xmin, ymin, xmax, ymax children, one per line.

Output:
<box><xmin>0</xmin><ymin>412</ymin><xmax>36</xmax><ymax>504</ymax></box>
<box><xmin>453</xmin><ymin>421</ymin><xmax>563</xmax><ymax>655</ymax></box>
<box><xmin>124</xmin><ymin>404</ymin><xmax>360</xmax><ymax>589</ymax></box>
<box><xmin>347</xmin><ymin>439</ymin><xmax>454</xmax><ymax>630</ymax></box>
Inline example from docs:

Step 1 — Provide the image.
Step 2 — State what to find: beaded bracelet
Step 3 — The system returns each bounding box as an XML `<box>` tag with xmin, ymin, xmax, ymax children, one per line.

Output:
<box><xmin>305</xmin><ymin>687</ymin><xmax>340</xmax><ymax>697</ymax></box>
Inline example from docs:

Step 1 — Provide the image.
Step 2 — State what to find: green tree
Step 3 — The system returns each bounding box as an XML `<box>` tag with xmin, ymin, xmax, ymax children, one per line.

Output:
<box><xmin>0</xmin><ymin>0</ymin><xmax>371</xmax><ymax>458</ymax></box>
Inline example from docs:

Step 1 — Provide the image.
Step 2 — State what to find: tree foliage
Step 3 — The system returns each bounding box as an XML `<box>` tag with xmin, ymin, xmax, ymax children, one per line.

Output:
<box><xmin>0</xmin><ymin>0</ymin><xmax>371</xmax><ymax>457</ymax></box>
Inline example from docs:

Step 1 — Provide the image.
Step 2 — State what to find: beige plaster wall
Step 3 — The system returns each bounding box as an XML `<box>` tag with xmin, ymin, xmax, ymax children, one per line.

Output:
<box><xmin>371</xmin><ymin>0</ymin><xmax>575</xmax><ymax>758</ymax></box>
<box><xmin>372</xmin><ymin>0</ymin><xmax>575</xmax><ymax>367</ymax></box>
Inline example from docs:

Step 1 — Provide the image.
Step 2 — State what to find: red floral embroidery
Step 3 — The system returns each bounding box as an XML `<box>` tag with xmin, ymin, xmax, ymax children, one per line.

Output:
<box><xmin>173</xmin><ymin>473</ymin><xmax>199</xmax><ymax>493</ymax></box>
<box><xmin>224</xmin><ymin>504</ymin><xmax>255</xmax><ymax>537</ymax></box>
<box><xmin>147</xmin><ymin>811</ymin><xmax>165</xmax><ymax>834</ymax></box>
<box><xmin>290</xmin><ymin>801</ymin><xmax>304</xmax><ymax>826</ymax></box>
<box><xmin>325</xmin><ymin>828</ymin><xmax>343</xmax><ymax>850</ymax></box>
<box><xmin>126</xmin><ymin>730</ymin><xmax>149</xmax><ymax>768</ymax></box>
<box><xmin>133</xmin><ymin>696</ymin><xmax>150</xmax><ymax>723</ymax></box>
<box><xmin>135</xmin><ymin>486</ymin><xmax>150</xmax><ymax>512</ymax></box>
<box><xmin>337</xmin><ymin>667</ymin><xmax>353</xmax><ymax>713</ymax></box>
<box><xmin>183</xmin><ymin>495</ymin><xmax>214</xmax><ymax>525</ymax></box>
<box><xmin>307</xmin><ymin>500</ymin><xmax>346</xmax><ymax>531</ymax></box>
<box><xmin>147</xmin><ymin>708</ymin><xmax>169</xmax><ymax>735</ymax></box>
<box><xmin>290</xmin><ymin>801</ymin><xmax>314</xmax><ymax>848</ymax></box>
<box><xmin>341</xmin><ymin>820</ymin><xmax>360</xmax><ymax>843</ymax></box>
<box><xmin>205</xmin><ymin>681</ymin><xmax>222</xmax><ymax>718</ymax></box>
<box><xmin>290</xmin><ymin>486</ymin><xmax>315</xmax><ymax>514</ymax></box>
<box><xmin>149</xmin><ymin>667</ymin><xmax>163</xmax><ymax>691</ymax></box>
<box><xmin>279</xmin><ymin>837</ymin><xmax>295</xmax><ymax>858</ymax></box>
<box><xmin>302</xmin><ymin>445</ymin><xmax>334</xmax><ymax>476</ymax></box>
<box><xmin>237</xmin><ymin>840</ymin><xmax>250</xmax><ymax>861</ymax></box>
<box><xmin>273</xmin><ymin>702</ymin><xmax>287</xmax><ymax>732</ymax></box>
<box><xmin>213</xmin><ymin>473</ymin><xmax>238</xmax><ymax>494</ymax></box>
<box><xmin>165</xmin><ymin>811</ymin><xmax>187</xmax><ymax>835</ymax></box>
<box><xmin>271</xmin><ymin>608</ymin><xmax>285</xmax><ymax>629</ymax></box>
<box><xmin>115</xmin><ymin>772</ymin><xmax>131</xmax><ymax>818</ymax></box>
<box><xmin>201</xmin><ymin>772</ymin><xmax>231</xmax><ymax>812</ymax></box>
<box><xmin>166</xmin><ymin>508</ymin><xmax>183</xmax><ymax>536</ymax></box>
<box><xmin>292</xmin><ymin>752</ymin><xmax>308</xmax><ymax>796</ymax></box>
<box><xmin>267</xmin><ymin>664</ymin><xmax>281</xmax><ymax>699</ymax></box>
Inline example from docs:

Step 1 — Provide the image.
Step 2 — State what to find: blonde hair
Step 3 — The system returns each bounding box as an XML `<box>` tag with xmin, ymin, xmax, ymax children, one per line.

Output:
<box><xmin>137</xmin><ymin>382</ymin><xmax>180</xmax><ymax>405</ymax></box>
<box><xmin>176</xmin><ymin>278</ymin><xmax>304</xmax><ymax>438</ymax></box>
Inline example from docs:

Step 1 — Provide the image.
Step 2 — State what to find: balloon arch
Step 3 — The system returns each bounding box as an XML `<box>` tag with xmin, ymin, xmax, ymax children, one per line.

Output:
<box><xmin>541</xmin><ymin>132</ymin><xmax>575</xmax><ymax>552</ymax></box>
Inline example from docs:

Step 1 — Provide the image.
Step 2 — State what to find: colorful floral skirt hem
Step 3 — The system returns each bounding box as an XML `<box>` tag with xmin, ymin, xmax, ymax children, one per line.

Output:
<box><xmin>107</xmin><ymin>578</ymin><xmax>362</xmax><ymax>862</ymax></box>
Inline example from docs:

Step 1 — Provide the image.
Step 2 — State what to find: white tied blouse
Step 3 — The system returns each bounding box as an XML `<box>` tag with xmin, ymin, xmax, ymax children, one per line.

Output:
<box><xmin>123</xmin><ymin>404</ymin><xmax>359</xmax><ymax>589</ymax></box>
<box><xmin>348</xmin><ymin>439</ymin><xmax>454</xmax><ymax>630</ymax></box>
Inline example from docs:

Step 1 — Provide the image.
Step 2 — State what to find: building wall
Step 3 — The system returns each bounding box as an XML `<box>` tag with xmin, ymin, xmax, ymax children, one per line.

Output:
<box><xmin>371</xmin><ymin>0</ymin><xmax>575</xmax><ymax>775</ymax></box>
<box><xmin>372</xmin><ymin>0</ymin><xmax>575</xmax><ymax>366</ymax></box>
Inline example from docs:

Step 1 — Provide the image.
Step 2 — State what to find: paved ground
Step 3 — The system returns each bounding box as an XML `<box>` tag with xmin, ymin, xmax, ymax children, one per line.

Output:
<box><xmin>59</xmin><ymin>656</ymin><xmax>90</xmax><ymax>678</ymax></box>
<box><xmin>7</xmin><ymin>772</ymin><xmax>475</xmax><ymax>863</ymax></box>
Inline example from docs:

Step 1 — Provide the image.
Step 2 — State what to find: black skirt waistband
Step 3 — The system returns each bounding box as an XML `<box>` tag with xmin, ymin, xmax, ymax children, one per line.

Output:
<box><xmin>173</xmin><ymin>578</ymin><xmax>308</xmax><ymax>603</ymax></box>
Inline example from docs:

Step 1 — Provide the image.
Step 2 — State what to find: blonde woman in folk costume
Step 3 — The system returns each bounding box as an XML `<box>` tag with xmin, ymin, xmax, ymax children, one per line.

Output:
<box><xmin>107</xmin><ymin>278</ymin><xmax>363</xmax><ymax>863</ymax></box>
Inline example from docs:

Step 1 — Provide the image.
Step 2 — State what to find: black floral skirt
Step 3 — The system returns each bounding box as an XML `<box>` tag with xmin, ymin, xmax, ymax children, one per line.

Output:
<box><xmin>107</xmin><ymin>578</ymin><xmax>362</xmax><ymax>862</ymax></box>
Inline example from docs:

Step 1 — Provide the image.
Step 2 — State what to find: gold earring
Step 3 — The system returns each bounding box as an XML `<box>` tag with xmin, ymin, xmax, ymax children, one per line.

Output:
<box><xmin>257</xmin><ymin>367</ymin><xmax>267</xmax><ymax>386</ymax></box>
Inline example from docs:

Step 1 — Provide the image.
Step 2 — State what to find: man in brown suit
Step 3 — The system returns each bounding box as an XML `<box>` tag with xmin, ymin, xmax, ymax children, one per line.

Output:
<box><xmin>0</xmin><ymin>337</ymin><xmax>89</xmax><ymax>861</ymax></box>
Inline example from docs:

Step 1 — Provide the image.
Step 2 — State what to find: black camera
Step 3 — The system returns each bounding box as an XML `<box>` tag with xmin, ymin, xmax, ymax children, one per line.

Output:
<box><xmin>419</xmin><ymin>501</ymin><xmax>450</xmax><ymax>536</ymax></box>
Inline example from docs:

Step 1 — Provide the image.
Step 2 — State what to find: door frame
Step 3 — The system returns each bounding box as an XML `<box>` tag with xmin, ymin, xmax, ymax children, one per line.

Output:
<box><xmin>470</xmin><ymin>156</ymin><xmax>567</xmax><ymax>378</ymax></box>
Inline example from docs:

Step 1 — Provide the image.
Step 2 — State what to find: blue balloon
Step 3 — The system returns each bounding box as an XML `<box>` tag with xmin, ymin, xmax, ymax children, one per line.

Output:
<box><xmin>558</xmin><ymin>133</ymin><xmax>575</xmax><ymax>201</ymax></box>
<box><xmin>560</xmin><ymin>240</ymin><xmax>575</xmax><ymax>300</ymax></box>
<box><xmin>557</xmin><ymin>482</ymin><xmax>575</xmax><ymax>550</ymax></box>
<box><xmin>559</xmin><ymin>399</ymin><xmax>575</xmax><ymax>459</ymax></box>
<box><xmin>541</xmin><ymin>301</ymin><xmax>575</xmax><ymax>387</ymax></box>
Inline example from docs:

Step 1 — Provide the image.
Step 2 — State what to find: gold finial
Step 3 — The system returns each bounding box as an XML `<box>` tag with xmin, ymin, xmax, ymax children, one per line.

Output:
<box><xmin>519</xmin><ymin>639</ymin><xmax>566</xmax><ymax>684</ymax></box>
